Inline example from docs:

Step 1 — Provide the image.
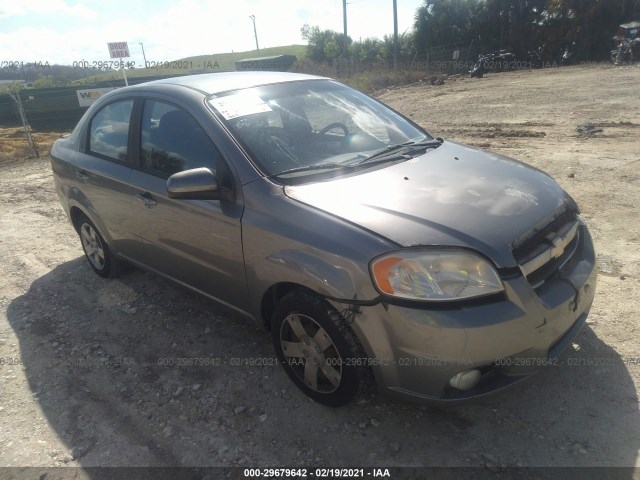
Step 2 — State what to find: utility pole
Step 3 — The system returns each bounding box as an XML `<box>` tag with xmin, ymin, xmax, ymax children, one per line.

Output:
<box><xmin>343</xmin><ymin>0</ymin><xmax>348</xmax><ymax>57</ymax></box>
<box><xmin>139</xmin><ymin>42</ymin><xmax>147</xmax><ymax>67</ymax></box>
<box><xmin>393</xmin><ymin>0</ymin><xmax>399</xmax><ymax>71</ymax></box>
<box><xmin>343</xmin><ymin>0</ymin><xmax>347</xmax><ymax>37</ymax></box>
<box><xmin>249</xmin><ymin>15</ymin><xmax>260</xmax><ymax>55</ymax></box>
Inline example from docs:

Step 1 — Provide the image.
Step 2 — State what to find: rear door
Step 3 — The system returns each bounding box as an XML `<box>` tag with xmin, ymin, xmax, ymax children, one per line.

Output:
<box><xmin>126</xmin><ymin>98</ymin><xmax>248</xmax><ymax>311</ymax></box>
<box><xmin>72</xmin><ymin>97</ymin><xmax>137</xmax><ymax>255</ymax></box>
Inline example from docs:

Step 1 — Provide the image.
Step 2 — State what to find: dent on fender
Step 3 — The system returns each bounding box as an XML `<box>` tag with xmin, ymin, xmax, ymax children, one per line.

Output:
<box><xmin>265</xmin><ymin>249</ymin><xmax>368</xmax><ymax>301</ymax></box>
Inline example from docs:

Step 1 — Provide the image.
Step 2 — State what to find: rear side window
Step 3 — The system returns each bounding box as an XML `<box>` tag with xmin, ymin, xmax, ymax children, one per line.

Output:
<box><xmin>88</xmin><ymin>99</ymin><xmax>133</xmax><ymax>161</ymax></box>
<box><xmin>140</xmin><ymin>100</ymin><xmax>220</xmax><ymax>177</ymax></box>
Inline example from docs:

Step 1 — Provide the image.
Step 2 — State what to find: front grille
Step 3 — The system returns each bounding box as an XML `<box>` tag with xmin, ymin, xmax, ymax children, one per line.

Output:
<box><xmin>513</xmin><ymin>210</ymin><xmax>580</xmax><ymax>288</ymax></box>
<box><xmin>513</xmin><ymin>210</ymin><xmax>577</xmax><ymax>264</ymax></box>
<box><xmin>525</xmin><ymin>230</ymin><xmax>580</xmax><ymax>288</ymax></box>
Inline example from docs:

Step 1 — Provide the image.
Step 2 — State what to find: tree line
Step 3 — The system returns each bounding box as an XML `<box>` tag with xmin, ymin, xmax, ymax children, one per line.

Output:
<box><xmin>302</xmin><ymin>0</ymin><xmax>640</xmax><ymax>65</ymax></box>
<box><xmin>300</xmin><ymin>24</ymin><xmax>415</xmax><ymax>66</ymax></box>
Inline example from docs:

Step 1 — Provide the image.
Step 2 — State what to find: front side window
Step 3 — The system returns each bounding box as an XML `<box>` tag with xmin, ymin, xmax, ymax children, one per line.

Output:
<box><xmin>208</xmin><ymin>80</ymin><xmax>430</xmax><ymax>179</ymax></box>
<box><xmin>140</xmin><ymin>100</ymin><xmax>220</xmax><ymax>177</ymax></box>
<box><xmin>89</xmin><ymin>99</ymin><xmax>133</xmax><ymax>161</ymax></box>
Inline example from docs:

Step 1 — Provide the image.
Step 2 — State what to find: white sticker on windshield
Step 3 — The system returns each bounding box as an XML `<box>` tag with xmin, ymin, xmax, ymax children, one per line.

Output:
<box><xmin>209</xmin><ymin>94</ymin><xmax>272</xmax><ymax>120</ymax></box>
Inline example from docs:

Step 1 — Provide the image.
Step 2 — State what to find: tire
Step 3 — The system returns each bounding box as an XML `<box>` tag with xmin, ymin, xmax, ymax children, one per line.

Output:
<box><xmin>611</xmin><ymin>50</ymin><xmax>620</xmax><ymax>65</ymax></box>
<box><xmin>271</xmin><ymin>290</ymin><xmax>372</xmax><ymax>407</ymax></box>
<box><xmin>76</xmin><ymin>213</ymin><xmax>123</xmax><ymax>278</ymax></box>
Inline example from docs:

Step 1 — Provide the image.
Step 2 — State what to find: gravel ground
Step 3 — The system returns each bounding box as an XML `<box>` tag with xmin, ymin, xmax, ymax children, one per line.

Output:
<box><xmin>0</xmin><ymin>63</ymin><xmax>639</xmax><ymax>479</ymax></box>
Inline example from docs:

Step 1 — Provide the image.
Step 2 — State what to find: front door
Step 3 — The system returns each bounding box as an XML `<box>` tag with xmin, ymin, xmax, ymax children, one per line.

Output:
<box><xmin>126</xmin><ymin>98</ymin><xmax>247</xmax><ymax>311</ymax></box>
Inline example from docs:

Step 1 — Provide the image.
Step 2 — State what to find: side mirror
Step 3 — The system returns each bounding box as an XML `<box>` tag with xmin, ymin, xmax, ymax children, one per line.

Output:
<box><xmin>166</xmin><ymin>167</ymin><xmax>233</xmax><ymax>201</ymax></box>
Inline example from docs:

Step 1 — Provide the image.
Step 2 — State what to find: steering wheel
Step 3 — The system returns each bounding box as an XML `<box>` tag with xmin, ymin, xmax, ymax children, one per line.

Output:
<box><xmin>256</xmin><ymin>127</ymin><xmax>301</xmax><ymax>167</ymax></box>
<box><xmin>318</xmin><ymin>122</ymin><xmax>349</xmax><ymax>136</ymax></box>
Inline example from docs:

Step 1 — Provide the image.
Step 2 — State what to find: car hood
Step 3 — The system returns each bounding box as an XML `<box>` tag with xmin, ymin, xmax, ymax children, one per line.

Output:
<box><xmin>284</xmin><ymin>141</ymin><xmax>575</xmax><ymax>268</ymax></box>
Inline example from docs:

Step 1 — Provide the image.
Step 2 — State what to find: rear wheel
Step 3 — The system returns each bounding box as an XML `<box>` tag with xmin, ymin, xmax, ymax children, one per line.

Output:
<box><xmin>271</xmin><ymin>290</ymin><xmax>372</xmax><ymax>407</ymax></box>
<box><xmin>77</xmin><ymin>214</ymin><xmax>123</xmax><ymax>278</ymax></box>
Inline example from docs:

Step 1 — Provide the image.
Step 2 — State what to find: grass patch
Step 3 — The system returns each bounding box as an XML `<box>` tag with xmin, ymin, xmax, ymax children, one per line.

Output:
<box><xmin>341</xmin><ymin>69</ymin><xmax>428</xmax><ymax>93</ymax></box>
<box><xmin>292</xmin><ymin>59</ymin><xmax>432</xmax><ymax>93</ymax></box>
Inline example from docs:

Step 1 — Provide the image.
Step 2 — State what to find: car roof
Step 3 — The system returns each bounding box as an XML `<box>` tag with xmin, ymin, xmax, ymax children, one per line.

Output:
<box><xmin>138</xmin><ymin>71</ymin><xmax>327</xmax><ymax>95</ymax></box>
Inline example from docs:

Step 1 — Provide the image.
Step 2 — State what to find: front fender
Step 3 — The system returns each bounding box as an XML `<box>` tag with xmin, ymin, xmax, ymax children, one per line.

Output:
<box><xmin>262</xmin><ymin>248</ymin><xmax>369</xmax><ymax>300</ymax></box>
<box><xmin>241</xmin><ymin>180</ymin><xmax>394</xmax><ymax>322</ymax></box>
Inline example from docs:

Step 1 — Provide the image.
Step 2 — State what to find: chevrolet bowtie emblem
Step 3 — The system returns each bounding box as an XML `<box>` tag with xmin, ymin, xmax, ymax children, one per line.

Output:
<box><xmin>551</xmin><ymin>235</ymin><xmax>567</xmax><ymax>259</ymax></box>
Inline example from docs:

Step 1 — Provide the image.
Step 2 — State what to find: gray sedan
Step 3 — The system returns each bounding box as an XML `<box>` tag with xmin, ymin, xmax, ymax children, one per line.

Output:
<box><xmin>51</xmin><ymin>72</ymin><xmax>596</xmax><ymax>406</ymax></box>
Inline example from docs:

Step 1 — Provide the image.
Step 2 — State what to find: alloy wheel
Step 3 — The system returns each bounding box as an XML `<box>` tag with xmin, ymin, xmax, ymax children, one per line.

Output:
<box><xmin>279</xmin><ymin>313</ymin><xmax>342</xmax><ymax>393</ymax></box>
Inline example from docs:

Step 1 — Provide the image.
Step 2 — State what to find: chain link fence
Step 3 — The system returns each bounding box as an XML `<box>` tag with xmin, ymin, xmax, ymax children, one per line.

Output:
<box><xmin>329</xmin><ymin>42</ymin><xmax>549</xmax><ymax>88</ymax></box>
<box><xmin>0</xmin><ymin>84</ymin><xmax>107</xmax><ymax>161</ymax></box>
<box><xmin>331</xmin><ymin>43</ymin><xmax>487</xmax><ymax>79</ymax></box>
<box><xmin>0</xmin><ymin>91</ymin><xmax>42</xmax><ymax>161</ymax></box>
<box><xmin>414</xmin><ymin>43</ymin><xmax>488</xmax><ymax>74</ymax></box>
<box><xmin>325</xmin><ymin>43</ymin><xmax>525</xmax><ymax>92</ymax></box>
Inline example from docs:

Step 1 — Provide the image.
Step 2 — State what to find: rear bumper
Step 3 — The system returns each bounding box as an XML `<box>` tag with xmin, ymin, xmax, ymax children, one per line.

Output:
<box><xmin>349</xmin><ymin>224</ymin><xmax>597</xmax><ymax>403</ymax></box>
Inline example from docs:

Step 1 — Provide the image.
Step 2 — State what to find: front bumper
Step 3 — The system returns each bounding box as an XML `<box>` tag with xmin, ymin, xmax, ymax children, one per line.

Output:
<box><xmin>349</xmin><ymin>224</ymin><xmax>597</xmax><ymax>403</ymax></box>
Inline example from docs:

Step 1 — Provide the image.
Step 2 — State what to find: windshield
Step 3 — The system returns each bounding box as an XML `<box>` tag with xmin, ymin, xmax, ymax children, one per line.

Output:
<box><xmin>207</xmin><ymin>80</ymin><xmax>431</xmax><ymax>178</ymax></box>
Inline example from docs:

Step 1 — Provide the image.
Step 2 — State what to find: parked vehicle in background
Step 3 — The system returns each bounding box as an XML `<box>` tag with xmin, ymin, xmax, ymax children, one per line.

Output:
<box><xmin>611</xmin><ymin>21</ymin><xmax>640</xmax><ymax>65</ymax></box>
<box><xmin>614</xmin><ymin>21</ymin><xmax>640</xmax><ymax>44</ymax></box>
<box><xmin>469</xmin><ymin>50</ymin><xmax>518</xmax><ymax>78</ymax></box>
<box><xmin>469</xmin><ymin>55</ymin><xmax>488</xmax><ymax>77</ymax></box>
<box><xmin>611</xmin><ymin>38</ymin><xmax>635</xmax><ymax>65</ymax></box>
<box><xmin>560</xmin><ymin>42</ymin><xmax>576</xmax><ymax>66</ymax></box>
<box><xmin>526</xmin><ymin>47</ymin><xmax>543</xmax><ymax>68</ymax></box>
<box><xmin>51</xmin><ymin>72</ymin><xmax>597</xmax><ymax>407</ymax></box>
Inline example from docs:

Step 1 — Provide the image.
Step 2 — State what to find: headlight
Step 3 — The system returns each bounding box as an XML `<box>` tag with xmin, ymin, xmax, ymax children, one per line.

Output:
<box><xmin>370</xmin><ymin>249</ymin><xmax>503</xmax><ymax>301</ymax></box>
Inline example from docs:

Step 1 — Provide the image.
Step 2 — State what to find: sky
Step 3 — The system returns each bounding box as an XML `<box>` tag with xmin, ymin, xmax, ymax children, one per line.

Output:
<box><xmin>0</xmin><ymin>0</ymin><xmax>425</xmax><ymax>67</ymax></box>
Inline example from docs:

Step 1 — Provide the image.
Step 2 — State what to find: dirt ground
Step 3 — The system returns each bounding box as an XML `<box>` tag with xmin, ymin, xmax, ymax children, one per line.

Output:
<box><xmin>0</xmin><ymin>128</ymin><xmax>60</xmax><ymax>161</ymax></box>
<box><xmin>0</xmin><ymin>64</ymin><xmax>639</xmax><ymax>478</ymax></box>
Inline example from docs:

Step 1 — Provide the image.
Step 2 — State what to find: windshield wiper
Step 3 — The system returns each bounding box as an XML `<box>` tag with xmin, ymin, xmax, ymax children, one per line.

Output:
<box><xmin>357</xmin><ymin>138</ymin><xmax>443</xmax><ymax>165</ymax></box>
<box><xmin>272</xmin><ymin>163</ymin><xmax>356</xmax><ymax>178</ymax></box>
<box><xmin>272</xmin><ymin>138</ymin><xmax>444</xmax><ymax>178</ymax></box>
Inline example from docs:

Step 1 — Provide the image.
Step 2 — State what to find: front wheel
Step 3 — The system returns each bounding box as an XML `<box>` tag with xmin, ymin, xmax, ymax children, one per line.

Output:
<box><xmin>271</xmin><ymin>290</ymin><xmax>372</xmax><ymax>407</ymax></box>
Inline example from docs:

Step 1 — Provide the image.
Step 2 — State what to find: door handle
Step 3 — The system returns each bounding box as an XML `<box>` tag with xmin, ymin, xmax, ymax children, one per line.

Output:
<box><xmin>136</xmin><ymin>192</ymin><xmax>157</xmax><ymax>208</ymax></box>
<box><xmin>75</xmin><ymin>170</ymin><xmax>89</xmax><ymax>182</ymax></box>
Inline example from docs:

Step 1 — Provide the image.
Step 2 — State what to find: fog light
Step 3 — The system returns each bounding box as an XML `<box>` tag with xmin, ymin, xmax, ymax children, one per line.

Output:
<box><xmin>449</xmin><ymin>369</ymin><xmax>482</xmax><ymax>391</ymax></box>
